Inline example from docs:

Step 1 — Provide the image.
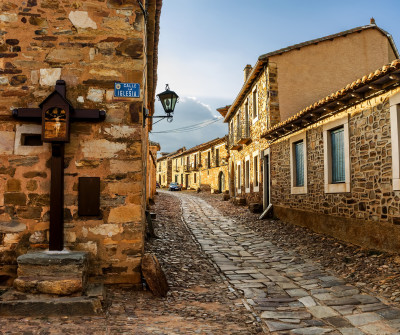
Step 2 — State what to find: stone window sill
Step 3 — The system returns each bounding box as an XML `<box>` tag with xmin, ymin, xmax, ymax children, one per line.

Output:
<box><xmin>324</xmin><ymin>182</ymin><xmax>350</xmax><ymax>193</ymax></box>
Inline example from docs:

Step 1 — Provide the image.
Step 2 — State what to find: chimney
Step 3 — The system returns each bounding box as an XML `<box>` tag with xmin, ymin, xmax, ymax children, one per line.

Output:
<box><xmin>243</xmin><ymin>64</ymin><xmax>252</xmax><ymax>82</ymax></box>
<box><xmin>370</xmin><ymin>17</ymin><xmax>375</xmax><ymax>25</ymax></box>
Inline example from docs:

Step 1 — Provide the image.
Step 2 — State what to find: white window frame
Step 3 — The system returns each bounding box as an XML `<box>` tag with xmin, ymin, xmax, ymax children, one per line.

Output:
<box><xmin>236</xmin><ymin>161</ymin><xmax>242</xmax><ymax>194</ymax></box>
<box><xmin>245</xmin><ymin>155</ymin><xmax>250</xmax><ymax>193</ymax></box>
<box><xmin>252</xmin><ymin>151</ymin><xmax>260</xmax><ymax>192</ymax></box>
<box><xmin>390</xmin><ymin>93</ymin><xmax>400</xmax><ymax>190</ymax></box>
<box><xmin>290</xmin><ymin>132</ymin><xmax>308</xmax><ymax>194</ymax></box>
<box><xmin>323</xmin><ymin>115</ymin><xmax>350</xmax><ymax>193</ymax></box>
<box><xmin>252</xmin><ymin>86</ymin><xmax>258</xmax><ymax>124</ymax></box>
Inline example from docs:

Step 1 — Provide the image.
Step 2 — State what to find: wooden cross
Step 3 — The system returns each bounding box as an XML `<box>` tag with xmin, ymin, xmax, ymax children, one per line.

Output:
<box><xmin>13</xmin><ymin>80</ymin><xmax>106</xmax><ymax>251</ymax></box>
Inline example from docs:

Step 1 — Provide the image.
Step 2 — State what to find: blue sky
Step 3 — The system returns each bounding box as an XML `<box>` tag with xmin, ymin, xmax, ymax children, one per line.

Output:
<box><xmin>150</xmin><ymin>0</ymin><xmax>400</xmax><ymax>153</ymax></box>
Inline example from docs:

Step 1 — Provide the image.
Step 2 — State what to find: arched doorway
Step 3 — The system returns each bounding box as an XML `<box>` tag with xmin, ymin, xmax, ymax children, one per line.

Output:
<box><xmin>218</xmin><ymin>171</ymin><xmax>225</xmax><ymax>193</ymax></box>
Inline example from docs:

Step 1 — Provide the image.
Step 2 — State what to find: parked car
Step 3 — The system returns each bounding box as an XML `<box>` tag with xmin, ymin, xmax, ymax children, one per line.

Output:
<box><xmin>168</xmin><ymin>182</ymin><xmax>181</xmax><ymax>191</ymax></box>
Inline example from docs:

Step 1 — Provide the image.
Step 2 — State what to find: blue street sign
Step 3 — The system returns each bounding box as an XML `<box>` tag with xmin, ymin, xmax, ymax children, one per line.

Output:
<box><xmin>114</xmin><ymin>82</ymin><xmax>140</xmax><ymax>98</ymax></box>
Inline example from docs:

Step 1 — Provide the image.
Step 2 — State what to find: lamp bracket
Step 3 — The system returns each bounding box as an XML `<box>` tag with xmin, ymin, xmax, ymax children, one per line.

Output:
<box><xmin>143</xmin><ymin>107</ymin><xmax>173</xmax><ymax>127</ymax></box>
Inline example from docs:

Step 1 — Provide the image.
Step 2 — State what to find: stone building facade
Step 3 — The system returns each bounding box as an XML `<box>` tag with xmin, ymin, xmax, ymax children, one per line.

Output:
<box><xmin>176</xmin><ymin>137</ymin><xmax>228</xmax><ymax>192</ymax></box>
<box><xmin>156</xmin><ymin>147</ymin><xmax>185</xmax><ymax>187</ymax></box>
<box><xmin>264</xmin><ymin>60</ymin><xmax>400</xmax><ymax>252</ymax></box>
<box><xmin>0</xmin><ymin>0</ymin><xmax>162</xmax><ymax>287</ymax></box>
<box><xmin>157</xmin><ymin>138</ymin><xmax>229</xmax><ymax>193</ymax></box>
<box><xmin>220</xmin><ymin>22</ymin><xmax>399</xmax><ymax>207</ymax></box>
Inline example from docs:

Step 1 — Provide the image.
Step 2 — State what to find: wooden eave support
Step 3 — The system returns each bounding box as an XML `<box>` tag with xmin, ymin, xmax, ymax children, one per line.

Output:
<box><xmin>350</xmin><ymin>92</ymin><xmax>363</xmax><ymax>99</ymax></box>
<box><xmin>389</xmin><ymin>73</ymin><xmax>400</xmax><ymax>81</ymax></box>
<box><xmin>368</xmin><ymin>83</ymin><xmax>382</xmax><ymax>91</ymax></box>
<box><xmin>13</xmin><ymin>108</ymin><xmax>106</xmax><ymax>121</ymax></box>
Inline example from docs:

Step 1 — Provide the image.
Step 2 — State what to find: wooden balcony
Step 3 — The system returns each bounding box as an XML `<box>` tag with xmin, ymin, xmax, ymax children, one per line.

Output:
<box><xmin>228</xmin><ymin>134</ymin><xmax>242</xmax><ymax>151</ymax></box>
<box><xmin>237</xmin><ymin>121</ymin><xmax>251</xmax><ymax>144</ymax></box>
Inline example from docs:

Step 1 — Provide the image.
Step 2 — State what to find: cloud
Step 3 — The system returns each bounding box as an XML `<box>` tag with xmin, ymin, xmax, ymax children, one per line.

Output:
<box><xmin>150</xmin><ymin>96</ymin><xmax>228</xmax><ymax>153</ymax></box>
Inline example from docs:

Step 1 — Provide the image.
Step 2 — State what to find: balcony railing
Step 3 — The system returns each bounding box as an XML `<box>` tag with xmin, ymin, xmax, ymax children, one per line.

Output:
<box><xmin>228</xmin><ymin>133</ymin><xmax>242</xmax><ymax>150</ymax></box>
<box><xmin>237</xmin><ymin>121</ymin><xmax>251</xmax><ymax>144</ymax></box>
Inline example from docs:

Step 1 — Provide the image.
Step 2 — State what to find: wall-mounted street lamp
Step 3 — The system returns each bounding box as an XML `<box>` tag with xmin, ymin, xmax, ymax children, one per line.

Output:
<box><xmin>143</xmin><ymin>84</ymin><xmax>179</xmax><ymax>127</ymax></box>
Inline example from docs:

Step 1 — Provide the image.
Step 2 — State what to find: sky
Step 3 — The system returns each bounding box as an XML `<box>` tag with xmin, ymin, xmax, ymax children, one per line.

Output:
<box><xmin>149</xmin><ymin>0</ymin><xmax>400</xmax><ymax>153</ymax></box>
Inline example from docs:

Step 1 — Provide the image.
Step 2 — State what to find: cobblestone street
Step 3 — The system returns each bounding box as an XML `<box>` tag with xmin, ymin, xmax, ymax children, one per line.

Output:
<box><xmin>2</xmin><ymin>190</ymin><xmax>400</xmax><ymax>334</ymax></box>
<box><xmin>0</xmin><ymin>191</ymin><xmax>261</xmax><ymax>335</ymax></box>
<box><xmin>171</xmin><ymin>191</ymin><xmax>400</xmax><ymax>335</ymax></box>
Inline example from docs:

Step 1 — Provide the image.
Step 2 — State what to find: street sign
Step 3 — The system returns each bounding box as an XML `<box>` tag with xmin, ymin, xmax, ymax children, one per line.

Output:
<box><xmin>114</xmin><ymin>82</ymin><xmax>140</xmax><ymax>98</ymax></box>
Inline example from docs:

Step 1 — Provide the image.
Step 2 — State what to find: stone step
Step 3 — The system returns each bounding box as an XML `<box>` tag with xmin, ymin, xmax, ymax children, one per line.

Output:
<box><xmin>14</xmin><ymin>276</ymin><xmax>83</xmax><ymax>295</ymax></box>
<box><xmin>0</xmin><ymin>284</ymin><xmax>105</xmax><ymax>316</ymax></box>
<box><xmin>15</xmin><ymin>251</ymin><xmax>89</xmax><ymax>296</ymax></box>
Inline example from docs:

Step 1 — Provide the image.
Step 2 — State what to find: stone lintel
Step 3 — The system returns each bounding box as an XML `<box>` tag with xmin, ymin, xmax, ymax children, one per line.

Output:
<box><xmin>17</xmin><ymin>251</ymin><xmax>89</xmax><ymax>266</ymax></box>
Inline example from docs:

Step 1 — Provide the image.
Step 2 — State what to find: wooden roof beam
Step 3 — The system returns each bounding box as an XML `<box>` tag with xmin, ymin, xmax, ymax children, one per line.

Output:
<box><xmin>368</xmin><ymin>83</ymin><xmax>382</xmax><ymax>90</ymax></box>
<box><xmin>389</xmin><ymin>73</ymin><xmax>400</xmax><ymax>81</ymax></box>
<box><xmin>350</xmin><ymin>92</ymin><xmax>363</xmax><ymax>99</ymax></box>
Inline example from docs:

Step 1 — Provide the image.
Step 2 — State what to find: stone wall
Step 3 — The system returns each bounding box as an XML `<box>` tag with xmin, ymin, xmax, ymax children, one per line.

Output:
<box><xmin>147</xmin><ymin>143</ymin><xmax>159</xmax><ymax>202</ymax></box>
<box><xmin>156</xmin><ymin>159</ymin><xmax>170</xmax><ymax>187</ymax></box>
<box><xmin>0</xmin><ymin>0</ymin><xmax>159</xmax><ymax>286</ymax></box>
<box><xmin>270</xmin><ymin>92</ymin><xmax>400</xmax><ymax>251</ymax></box>
<box><xmin>228</xmin><ymin>66</ymin><xmax>271</xmax><ymax>205</ymax></box>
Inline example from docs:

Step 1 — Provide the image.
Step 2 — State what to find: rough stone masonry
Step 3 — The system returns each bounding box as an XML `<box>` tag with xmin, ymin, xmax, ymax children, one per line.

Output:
<box><xmin>0</xmin><ymin>0</ymin><xmax>161</xmax><ymax>287</ymax></box>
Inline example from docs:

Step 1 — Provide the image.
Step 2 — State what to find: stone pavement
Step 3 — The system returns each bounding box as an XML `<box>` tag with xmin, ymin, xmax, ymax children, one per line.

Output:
<box><xmin>169</xmin><ymin>191</ymin><xmax>400</xmax><ymax>335</ymax></box>
<box><xmin>0</xmin><ymin>191</ymin><xmax>261</xmax><ymax>334</ymax></box>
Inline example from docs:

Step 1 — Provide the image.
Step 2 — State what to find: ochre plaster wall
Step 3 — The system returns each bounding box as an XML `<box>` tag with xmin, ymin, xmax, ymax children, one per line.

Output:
<box><xmin>272</xmin><ymin>28</ymin><xmax>396</xmax><ymax>121</ymax></box>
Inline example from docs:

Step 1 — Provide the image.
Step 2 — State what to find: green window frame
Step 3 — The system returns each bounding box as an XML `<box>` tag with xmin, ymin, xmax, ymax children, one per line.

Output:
<box><xmin>331</xmin><ymin>127</ymin><xmax>345</xmax><ymax>183</ymax></box>
<box><xmin>294</xmin><ymin>140</ymin><xmax>304</xmax><ymax>187</ymax></box>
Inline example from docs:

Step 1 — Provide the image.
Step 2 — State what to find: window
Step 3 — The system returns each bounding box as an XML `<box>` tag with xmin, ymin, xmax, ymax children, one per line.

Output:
<box><xmin>207</xmin><ymin>151</ymin><xmax>211</xmax><ymax>168</ymax></box>
<box><xmin>245</xmin><ymin>100</ymin><xmax>249</xmax><ymax>123</ymax></box>
<box><xmin>390</xmin><ymin>95</ymin><xmax>400</xmax><ymax>190</ymax></box>
<box><xmin>236</xmin><ymin>113</ymin><xmax>240</xmax><ymax>139</ymax></box>
<box><xmin>253</xmin><ymin>152</ymin><xmax>259</xmax><ymax>192</ymax></box>
<box><xmin>290</xmin><ymin>132</ymin><xmax>307</xmax><ymax>194</ymax></box>
<box><xmin>331</xmin><ymin>128</ymin><xmax>345</xmax><ymax>183</ymax></box>
<box><xmin>21</xmin><ymin>134</ymin><xmax>42</xmax><ymax>146</ymax></box>
<box><xmin>252</xmin><ymin>87</ymin><xmax>258</xmax><ymax>121</ymax></box>
<box><xmin>245</xmin><ymin>156</ymin><xmax>250</xmax><ymax>193</ymax></box>
<box><xmin>194</xmin><ymin>154</ymin><xmax>197</xmax><ymax>167</ymax></box>
<box><xmin>175</xmin><ymin>175</ymin><xmax>178</xmax><ymax>182</ymax></box>
<box><xmin>244</xmin><ymin>100</ymin><xmax>250</xmax><ymax>136</ymax></box>
<box><xmin>323</xmin><ymin>115</ymin><xmax>350</xmax><ymax>193</ymax></box>
<box><xmin>194</xmin><ymin>173</ymin><xmax>197</xmax><ymax>183</ymax></box>
<box><xmin>294</xmin><ymin>141</ymin><xmax>304</xmax><ymax>186</ymax></box>
<box><xmin>215</xmin><ymin>148</ymin><xmax>219</xmax><ymax>167</ymax></box>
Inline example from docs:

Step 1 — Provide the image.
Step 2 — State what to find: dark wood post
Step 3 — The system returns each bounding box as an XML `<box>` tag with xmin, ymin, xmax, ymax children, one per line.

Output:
<box><xmin>49</xmin><ymin>143</ymin><xmax>65</xmax><ymax>251</ymax></box>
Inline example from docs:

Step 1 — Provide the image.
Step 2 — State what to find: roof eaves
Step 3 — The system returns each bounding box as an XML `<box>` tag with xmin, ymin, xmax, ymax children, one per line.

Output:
<box><xmin>225</xmin><ymin>60</ymin><xmax>266</xmax><ymax>122</ymax></box>
<box><xmin>177</xmin><ymin>137</ymin><xmax>227</xmax><ymax>157</ymax></box>
<box><xmin>262</xmin><ymin>59</ymin><xmax>400</xmax><ymax>140</ymax></box>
